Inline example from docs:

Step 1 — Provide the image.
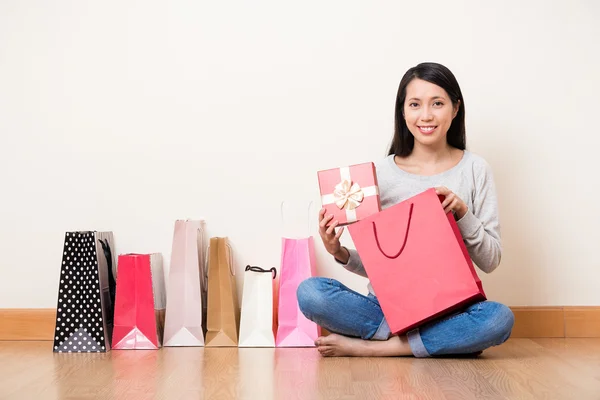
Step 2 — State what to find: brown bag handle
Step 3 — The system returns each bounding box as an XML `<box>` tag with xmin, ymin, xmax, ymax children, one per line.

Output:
<box><xmin>372</xmin><ymin>203</ymin><xmax>414</xmax><ymax>259</ymax></box>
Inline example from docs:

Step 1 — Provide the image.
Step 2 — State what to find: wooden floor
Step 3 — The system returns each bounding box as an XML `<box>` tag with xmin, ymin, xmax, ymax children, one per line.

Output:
<box><xmin>1</xmin><ymin>339</ymin><xmax>599</xmax><ymax>400</ymax></box>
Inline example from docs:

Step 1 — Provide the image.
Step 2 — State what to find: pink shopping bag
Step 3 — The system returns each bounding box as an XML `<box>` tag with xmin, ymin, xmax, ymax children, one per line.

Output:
<box><xmin>347</xmin><ymin>188</ymin><xmax>486</xmax><ymax>334</ymax></box>
<box><xmin>276</xmin><ymin>202</ymin><xmax>320</xmax><ymax>347</ymax></box>
<box><xmin>163</xmin><ymin>219</ymin><xmax>207</xmax><ymax>347</ymax></box>
<box><xmin>112</xmin><ymin>253</ymin><xmax>166</xmax><ymax>350</ymax></box>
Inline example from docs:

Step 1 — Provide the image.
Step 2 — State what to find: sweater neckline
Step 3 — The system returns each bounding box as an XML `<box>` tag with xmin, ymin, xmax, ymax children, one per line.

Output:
<box><xmin>386</xmin><ymin>150</ymin><xmax>470</xmax><ymax>181</ymax></box>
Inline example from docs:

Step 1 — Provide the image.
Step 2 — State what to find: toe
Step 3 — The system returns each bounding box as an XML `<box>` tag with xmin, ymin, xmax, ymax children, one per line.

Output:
<box><xmin>321</xmin><ymin>348</ymin><xmax>334</xmax><ymax>357</ymax></box>
<box><xmin>315</xmin><ymin>336</ymin><xmax>327</xmax><ymax>346</ymax></box>
<box><xmin>320</xmin><ymin>334</ymin><xmax>338</xmax><ymax>345</ymax></box>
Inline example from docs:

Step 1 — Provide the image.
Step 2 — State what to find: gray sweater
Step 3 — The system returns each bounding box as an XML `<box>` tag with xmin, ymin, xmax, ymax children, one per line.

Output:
<box><xmin>338</xmin><ymin>150</ymin><xmax>501</xmax><ymax>295</ymax></box>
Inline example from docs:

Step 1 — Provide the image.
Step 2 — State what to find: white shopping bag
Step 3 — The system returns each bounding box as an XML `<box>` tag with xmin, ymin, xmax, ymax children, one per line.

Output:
<box><xmin>238</xmin><ymin>265</ymin><xmax>277</xmax><ymax>347</ymax></box>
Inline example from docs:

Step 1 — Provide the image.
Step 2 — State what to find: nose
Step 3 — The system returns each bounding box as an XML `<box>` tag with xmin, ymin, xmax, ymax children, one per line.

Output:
<box><xmin>420</xmin><ymin>106</ymin><xmax>433</xmax><ymax>121</ymax></box>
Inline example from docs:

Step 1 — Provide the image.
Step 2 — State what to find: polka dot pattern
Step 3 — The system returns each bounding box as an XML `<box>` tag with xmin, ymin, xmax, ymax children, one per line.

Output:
<box><xmin>53</xmin><ymin>232</ymin><xmax>107</xmax><ymax>353</ymax></box>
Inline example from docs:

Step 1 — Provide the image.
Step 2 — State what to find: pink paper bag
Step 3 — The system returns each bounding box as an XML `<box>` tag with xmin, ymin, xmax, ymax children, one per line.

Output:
<box><xmin>163</xmin><ymin>220</ymin><xmax>207</xmax><ymax>347</ymax></box>
<box><xmin>276</xmin><ymin>236</ymin><xmax>320</xmax><ymax>347</ymax></box>
<box><xmin>112</xmin><ymin>253</ymin><xmax>166</xmax><ymax>350</ymax></box>
<box><xmin>347</xmin><ymin>188</ymin><xmax>486</xmax><ymax>334</ymax></box>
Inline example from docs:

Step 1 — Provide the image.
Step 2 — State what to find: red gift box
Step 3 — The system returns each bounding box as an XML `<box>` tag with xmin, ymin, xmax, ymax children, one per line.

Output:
<box><xmin>347</xmin><ymin>188</ymin><xmax>486</xmax><ymax>334</ymax></box>
<box><xmin>317</xmin><ymin>162</ymin><xmax>381</xmax><ymax>226</ymax></box>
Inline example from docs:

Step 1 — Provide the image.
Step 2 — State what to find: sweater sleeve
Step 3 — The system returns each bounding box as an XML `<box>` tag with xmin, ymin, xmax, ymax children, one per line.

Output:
<box><xmin>456</xmin><ymin>160</ymin><xmax>502</xmax><ymax>273</ymax></box>
<box><xmin>334</xmin><ymin>247</ymin><xmax>368</xmax><ymax>278</ymax></box>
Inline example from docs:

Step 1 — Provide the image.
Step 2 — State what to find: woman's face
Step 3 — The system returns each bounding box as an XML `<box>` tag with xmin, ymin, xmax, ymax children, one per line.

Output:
<box><xmin>403</xmin><ymin>78</ymin><xmax>458</xmax><ymax>149</ymax></box>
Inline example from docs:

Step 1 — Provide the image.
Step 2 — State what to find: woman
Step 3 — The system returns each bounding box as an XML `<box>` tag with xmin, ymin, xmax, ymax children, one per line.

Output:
<box><xmin>297</xmin><ymin>62</ymin><xmax>514</xmax><ymax>358</ymax></box>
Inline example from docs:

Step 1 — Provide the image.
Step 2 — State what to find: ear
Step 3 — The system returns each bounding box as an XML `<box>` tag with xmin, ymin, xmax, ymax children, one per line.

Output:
<box><xmin>453</xmin><ymin>100</ymin><xmax>461</xmax><ymax>119</ymax></box>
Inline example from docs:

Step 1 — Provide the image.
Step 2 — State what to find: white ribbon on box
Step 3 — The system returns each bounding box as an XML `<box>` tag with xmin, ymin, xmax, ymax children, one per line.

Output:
<box><xmin>320</xmin><ymin>166</ymin><xmax>379</xmax><ymax>223</ymax></box>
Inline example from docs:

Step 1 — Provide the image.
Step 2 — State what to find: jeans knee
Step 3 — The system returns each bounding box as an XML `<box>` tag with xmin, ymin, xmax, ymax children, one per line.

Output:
<box><xmin>296</xmin><ymin>277</ymin><xmax>328</xmax><ymax>318</ymax></box>
<box><xmin>483</xmin><ymin>302</ymin><xmax>515</xmax><ymax>343</ymax></box>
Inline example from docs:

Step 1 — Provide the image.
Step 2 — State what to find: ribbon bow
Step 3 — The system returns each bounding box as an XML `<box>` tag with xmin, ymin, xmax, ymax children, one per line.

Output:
<box><xmin>333</xmin><ymin>179</ymin><xmax>364</xmax><ymax>210</ymax></box>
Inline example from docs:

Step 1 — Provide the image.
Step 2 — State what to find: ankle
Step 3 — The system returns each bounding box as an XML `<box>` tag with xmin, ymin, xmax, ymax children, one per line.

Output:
<box><xmin>367</xmin><ymin>335</ymin><xmax>412</xmax><ymax>357</ymax></box>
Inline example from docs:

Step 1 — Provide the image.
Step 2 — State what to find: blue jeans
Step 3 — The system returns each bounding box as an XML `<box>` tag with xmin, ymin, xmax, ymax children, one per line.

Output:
<box><xmin>297</xmin><ymin>277</ymin><xmax>514</xmax><ymax>358</ymax></box>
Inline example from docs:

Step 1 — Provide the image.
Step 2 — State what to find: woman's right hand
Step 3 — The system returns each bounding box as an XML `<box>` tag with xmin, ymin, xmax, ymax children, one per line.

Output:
<box><xmin>318</xmin><ymin>208</ymin><xmax>349</xmax><ymax>263</ymax></box>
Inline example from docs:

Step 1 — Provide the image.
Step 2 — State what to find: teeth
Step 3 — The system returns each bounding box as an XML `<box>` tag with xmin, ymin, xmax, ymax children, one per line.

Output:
<box><xmin>420</xmin><ymin>126</ymin><xmax>435</xmax><ymax>132</ymax></box>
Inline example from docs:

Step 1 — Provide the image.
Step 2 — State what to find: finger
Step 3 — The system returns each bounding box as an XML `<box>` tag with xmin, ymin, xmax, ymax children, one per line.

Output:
<box><xmin>445</xmin><ymin>198</ymin><xmax>458</xmax><ymax>214</ymax></box>
<box><xmin>435</xmin><ymin>186</ymin><xmax>449</xmax><ymax>195</ymax></box>
<box><xmin>318</xmin><ymin>209</ymin><xmax>328</xmax><ymax>226</ymax></box>
<box><xmin>326</xmin><ymin>220</ymin><xmax>339</xmax><ymax>236</ymax></box>
<box><xmin>319</xmin><ymin>214</ymin><xmax>334</xmax><ymax>230</ymax></box>
<box><xmin>441</xmin><ymin>193</ymin><xmax>454</xmax><ymax>209</ymax></box>
<box><xmin>444</xmin><ymin>198</ymin><xmax>455</xmax><ymax>213</ymax></box>
<box><xmin>334</xmin><ymin>226</ymin><xmax>345</xmax><ymax>240</ymax></box>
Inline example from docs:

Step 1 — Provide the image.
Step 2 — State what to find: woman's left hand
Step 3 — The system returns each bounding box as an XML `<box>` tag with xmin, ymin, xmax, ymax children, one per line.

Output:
<box><xmin>435</xmin><ymin>186</ymin><xmax>468</xmax><ymax>219</ymax></box>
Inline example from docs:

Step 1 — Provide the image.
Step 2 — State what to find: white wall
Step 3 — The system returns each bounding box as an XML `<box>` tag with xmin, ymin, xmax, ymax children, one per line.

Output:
<box><xmin>1</xmin><ymin>0</ymin><xmax>599</xmax><ymax>308</ymax></box>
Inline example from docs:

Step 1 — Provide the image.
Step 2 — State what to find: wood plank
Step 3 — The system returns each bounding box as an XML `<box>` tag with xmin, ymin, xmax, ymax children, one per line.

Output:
<box><xmin>349</xmin><ymin>357</ymin><xmax>440</xmax><ymax>400</ymax></box>
<box><xmin>273</xmin><ymin>348</ymin><xmax>321</xmax><ymax>399</ymax></box>
<box><xmin>533</xmin><ymin>338</ymin><xmax>600</xmax><ymax>381</ymax></box>
<box><xmin>0</xmin><ymin>309</ymin><xmax>56</xmax><ymax>341</ymax></box>
<box><xmin>564</xmin><ymin>307</ymin><xmax>600</xmax><ymax>338</ymax></box>
<box><xmin>421</xmin><ymin>358</ymin><xmax>505</xmax><ymax>400</ymax></box>
<box><xmin>510</xmin><ymin>338</ymin><xmax>600</xmax><ymax>398</ymax></box>
<box><xmin>473</xmin><ymin>355</ymin><xmax>538</xmax><ymax>400</ymax></box>
<box><xmin>391</xmin><ymin>358</ymin><xmax>449</xmax><ymax>400</ymax></box>
<box><xmin>1</xmin><ymin>340</ymin><xmax>600</xmax><ymax>400</ymax></box>
<box><xmin>510</xmin><ymin>307</ymin><xmax>565</xmax><ymax>338</ymax></box>
<box><xmin>477</xmin><ymin>338</ymin><xmax>596</xmax><ymax>400</ymax></box>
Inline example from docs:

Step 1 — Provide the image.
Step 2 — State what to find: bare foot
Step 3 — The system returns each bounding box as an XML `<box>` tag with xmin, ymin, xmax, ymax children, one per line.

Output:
<box><xmin>315</xmin><ymin>334</ymin><xmax>372</xmax><ymax>357</ymax></box>
<box><xmin>315</xmin><ymin>334</ymin><xmax>413</xmax><ymax>357</ymax></box>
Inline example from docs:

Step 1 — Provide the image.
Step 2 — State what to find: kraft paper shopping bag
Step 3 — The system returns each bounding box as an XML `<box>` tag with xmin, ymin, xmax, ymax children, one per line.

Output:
<box><xmin>205</xmin><ymin>237</ymin><xmax>240</xmax><ymax>347</ymax></box>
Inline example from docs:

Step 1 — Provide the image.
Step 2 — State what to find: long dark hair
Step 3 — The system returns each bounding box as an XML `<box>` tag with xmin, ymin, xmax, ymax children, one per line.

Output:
<box><xmin>388</xmin><ymin>62</ymin><xmax>466</xmax><ymax>157</ymax></box>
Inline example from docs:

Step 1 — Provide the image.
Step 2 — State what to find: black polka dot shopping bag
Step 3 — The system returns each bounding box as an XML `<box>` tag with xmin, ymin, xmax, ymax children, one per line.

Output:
<box><xmin>53</xmin><ymin>231</ymin><xmax>117</xmax><ymax>353</ymax></box>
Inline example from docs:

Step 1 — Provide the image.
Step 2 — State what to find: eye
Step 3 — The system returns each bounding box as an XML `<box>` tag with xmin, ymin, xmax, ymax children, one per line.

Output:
<box><xmin>408</xmin><ymin>102</ymin><xmax>419</xmax><ymax>108</ymax></box>
<box><xmin>433</xmin><ymin>101</ymin><xmax>444</xmax><ymax>107</ymax></box>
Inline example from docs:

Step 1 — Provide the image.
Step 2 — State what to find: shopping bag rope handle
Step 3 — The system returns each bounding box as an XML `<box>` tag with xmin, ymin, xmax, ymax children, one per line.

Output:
<box><xmin>372</xmin><ymin>203</ymin><xmax>414</xmax><ymax>259</ymax></box>
<box><xmin>245</xmin><ymin>265</ymin><xmax>277</xmax><ymax>279</ymax></box>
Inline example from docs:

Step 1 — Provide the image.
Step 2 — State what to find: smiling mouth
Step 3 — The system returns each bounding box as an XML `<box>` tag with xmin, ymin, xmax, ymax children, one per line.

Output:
<box><xmin>418</xmin><ymin>126</ymin><xmax>437</xmax><ymax>134</ymax></box>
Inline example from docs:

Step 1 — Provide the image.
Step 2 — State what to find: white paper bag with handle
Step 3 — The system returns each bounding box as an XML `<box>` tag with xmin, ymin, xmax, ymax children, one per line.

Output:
<box><xmin>238</xmin><ymin>265</ymin><xmax>277</xmax><ymax>347</ymax></box>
